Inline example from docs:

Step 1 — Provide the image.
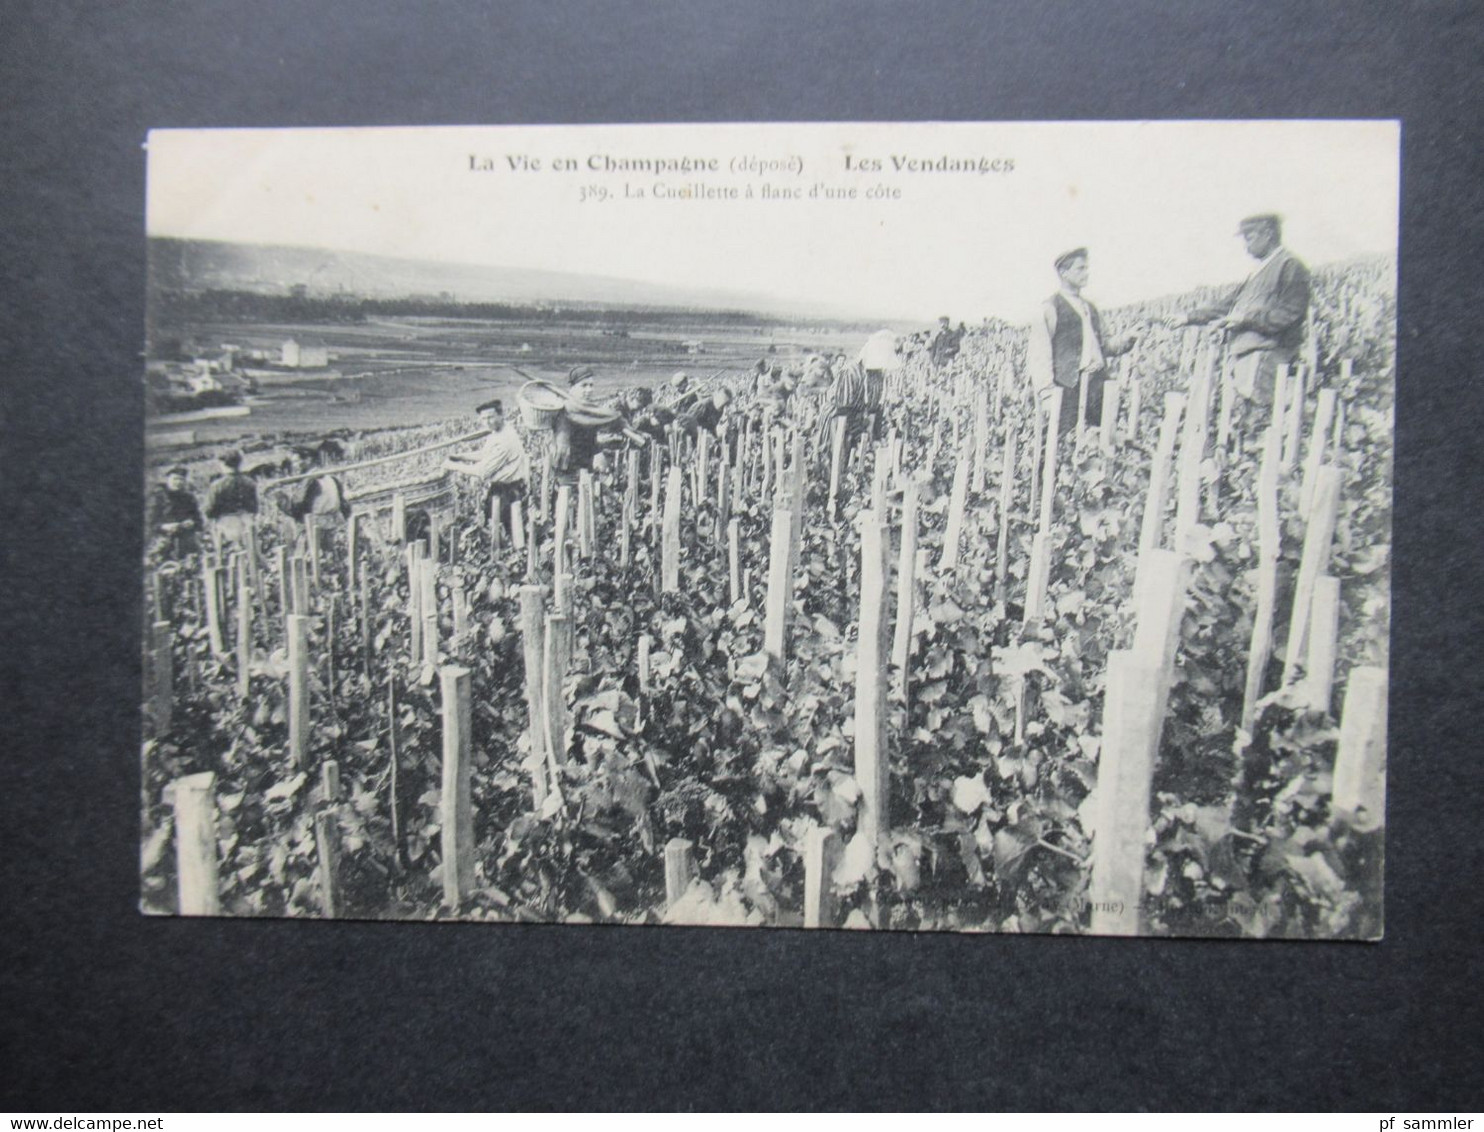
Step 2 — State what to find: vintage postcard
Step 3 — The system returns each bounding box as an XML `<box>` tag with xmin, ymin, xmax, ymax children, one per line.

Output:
<box><xmin>141</xmin><ymin>121</ymin><xmax>1397</xmax><ymax>937</ymax></box>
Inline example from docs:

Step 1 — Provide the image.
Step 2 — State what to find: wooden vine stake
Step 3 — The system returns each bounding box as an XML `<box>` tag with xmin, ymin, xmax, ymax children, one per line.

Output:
<box><xmin>995</xmin><ymin>432</ymin><xmax>1016</xmax><ymax>599</ymax></box>
<box><xmin>939</xmin><ymin>457</ymin><xmax>970</xmax><ymax>573</ymax></box>
<box><xmin>891</xmin><ymin>477</ymin><xmax>920</xmax><ymax>702</ymax></box>
<box><xmin>649</xmin><ymin>446</ymin><xmax>664</xmax><ymax>548</ymax></box>
<box><xmin>760</xmin><ymin>425</ymin><xmax>774</xmax><ymax>501</ymax></box>
<box><xmin>763</xmin><ymin>494</ymin><xmax>795</xmax><ymax>662</ymax></box>
<box><xmin>696</xmin><ymin>430</ymin><xmax>710</xmax><ymax>505</ymax></box>
<box><xmin>391</xmin><ymin>493</ymin><xmax>407</xmax><ymax>545</ymax></box>
<box><xmin>543</xmin><ymin>614</ymin><xmax>569</xmax><ymax>767</ymax></box>
<box><xmin>419</xmin><ymin>557</ymin><xmax>439</xmax><ymax>674</ymax></box>
<box><xmin>727</xmin><ymin>517</ymin><xmax>742</xmax><ymax>605</ymax></box>
<box><xmin>1283</xmin><ymin>364</ymin><xmax>1306</xmax><ymax>471</ymax></box>
<box><xmin>510</xmin><ymin>499</ymin><xmax>526</xmax><ymax>552</ymax></box>
<box><xmin>451</xmin><ymin>577</ymin><xmax>468</xmax><ymax>648</ymax></box>
<box><xmin>1134</xmin><ymin>393</ymin><xmax>1185</xmax><ymax>594</ymax></box>
<box><xmin>539</xmin><ymin>451</ymin><xmax>552</xmax><ymax>522</ymax></box>
<box><xmin>637</xmin><ymin>633</ymin><xmax>652</xmax><ymax>695</ymax></box>
<box><xmin>1133</xmin><ymin>550</ymin><xmax>1193</xmax><ymax>702</ymax></box>
<box><xmin>1332</xmin><ymin>666</ymin><xmax>1388</xmax><ymax>831</ymax></box>
<box><xmin>236</xmin><ymin>576</ymin><xmax>252</xmax><ymax>700</ymax></box>
<box><xmin>488</xmin><ymin>494</ymin><xmax>503</xmax><ymax>555</ymax></box>
<box><xmin>1215</xmin><ymin>351</ymin><xmax>1235</xmax><ymax>456</ymax></box>
<box><xmin>274</xmin><ymin>545</ymin><xmax>291</xmax><ymax>623</ymax></box>
<box><xmin>1025</xmin><ymin>390</ymin><xmax>1062</xmax><ymax>622</ymax></box>
<box><xmin>287</xmin><ymin>614</ymin><xmax>310</xmax><ymax>766</ymax></box>
<box><xmin>716</xmin><ymin>460</ymin><xmax>731</xmax><ymax>541</ymax></box>
<box><xmin>202</xmin><ymin>556</ymin><xmax>227</xmax><ymax>657</ymax></box>
<box><xmin>346</xmin><ymin>511</ymin><xmax>361</xmax><ymax>593</ymax></box>
<box><xmin>552</xmin><ymin>485</ymin><xmax>572</xmax><ymax>593</ymax></box>
<box><xmin>525</xmin><ymin>504</ymin><xmax>538</xmax><ymax>581</ymax></box>
<box><xmin>802</xmin><ymin>826</ymin><xmax>840</xmax><ymax>929</ymax></box>
<box><xmin>307</xmin><ymin>519</ymin><xmax>322</xmax><ymax>588</ymax></box>
<box><xmin>854</xmin><ymin>509</ymin><xmax>890</xmax><ymax>852</ymax></box>
<box><xmin>1299</xmin><ymin>388</ymin><xmax>1338</xmax><ymax>520</ymax></box>
<box><xmin>1283</xmin><ymin>465</ymin><xmax>1342</xmax><ymax>680</ymax></box>
<box><xmin>292</xmin><ymin>554</ymin><xmax>310</xmax><ymax>617</ymax></box>
<box><xmin>1303</xmin><ymin>575</ymin><xmax>1341</xmax><ymax>714</ymax></box>
<box><xmin>788</xmin><ymin>428</ymin><xmax>806</xmax><ymax>578</ymax></box>
<box><xmin>619</xmin><ymin>493</ymin><xmax>632</xmax><ymax>569</ymax></box>
<box><xmin>1099</xmin><ymin>378</ymin><xmax>1119</xmax><ymax>455</ymax></box>
<box><xmin>150</xmin><ymin>620</ymin><xmax>173</xmax><ymax>735</ymax></box>
<box><xmin>314</xmin><ymin>809</ymin><xmax>340</xmax><ymax>918</ymax></box>
<box><xmin>439</xmin><ymin>665</ymin><xmax>474</xmax><ymax>908</ymax></box>
<box><xmin>320</xmin><ymin>759</ymin><xmax>341</xmax><ymax>802</ymax></box>
<box><xmin>1092</xmin><ymin>550</ymin><xmax>1191</xmax><ymax>936</ymax></box>
<box><xmin>1240</xmin><ymin>428</ymin><xmax>1282</xmax><ymax>733</ymax></box>
<box><xmin>1038</xmin><ymin>389</ymin><xmax>1063</xmax><ymax>534</ymax></box>
<box><xmin>971</xmin><ymin>390</ymin><xmax>988</xmax><ymax>495</ymax></box>
<box><xmin>664</xmin><ymin>838</ymin><xmax>695</xmax><ymax>909</ymax></box>
<box><xmin>171</xmin><ymin>771</ymin><xmax>221</xmax><ymax>916</ymax></box>
<box><xmin>577</xmin><ymin>471</ymin><xmax>594</xmax><ymax>560</ymax></box>
<box><xmin>827</xmin><ymin>416</ymin><xmax>846</xmax><ymax>520</ymax></box>
<box><xmin>405</xmin><ymin>544</ymin><xmax>423</xmax><ymax>666</ymax></box>
<box><xmin>516</xmin><ymin>585</ymin><xmax>549</xmax><ymax>807</ymax></box>
<box><xmin>661</xmin><ymin>465</ymin><xmax>683</xmax><ymax>593</ymax></box>
<box><xmin>1089</xmin><ymin>650</ymin><xmax>1163</xmax><ymax>937</ymax></box>
<box><xmin>1174</xmin><ymin>368</ymin><xmax>1209</xmax><ymax>549</ymax></box>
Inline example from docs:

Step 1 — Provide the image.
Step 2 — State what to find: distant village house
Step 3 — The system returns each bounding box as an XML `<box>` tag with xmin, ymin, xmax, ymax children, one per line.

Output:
<box><xmin>281</xmin><ymin>337</ymin><xmax>330</xmax><ymax>368</ymax></box>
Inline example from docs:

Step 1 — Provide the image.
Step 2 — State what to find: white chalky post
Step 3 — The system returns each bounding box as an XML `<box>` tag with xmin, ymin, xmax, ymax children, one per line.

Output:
<box><xmin>439</xmin><ymin>665</ymin><xmax>474</xmax><ymax>907</ymax></box>
<box><xmin>172</xmin><ymin>771</ymin><xmax>221</xmax><ymax>916</ymax></box>
<box><xmin>854</xmin><ymin>509</ymin><xmax>890</xmax><ymax>852</ymax></box>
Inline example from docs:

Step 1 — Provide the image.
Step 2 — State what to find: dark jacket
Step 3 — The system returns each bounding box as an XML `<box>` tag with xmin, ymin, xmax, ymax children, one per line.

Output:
<box><xmin>1049</xmin><ymin>293</ymin><xmax>1112</xmax><ymax>389</ymax></box>
<box><xmin>148</xmin><ymin>485</ymin><xmax>202</xmax><ymax>531</ymax></box>
<box><xmin>1189</xmin><ymin>248</ymin><xmax>1311</xmax><ymax>357</ymax></box>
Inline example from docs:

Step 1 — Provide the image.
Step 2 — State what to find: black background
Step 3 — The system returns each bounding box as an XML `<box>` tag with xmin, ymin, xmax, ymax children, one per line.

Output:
<box><xmin>2</xmin><ymin>0</ymin><xmax>1481</xmax><ymax>1112</ymax></box>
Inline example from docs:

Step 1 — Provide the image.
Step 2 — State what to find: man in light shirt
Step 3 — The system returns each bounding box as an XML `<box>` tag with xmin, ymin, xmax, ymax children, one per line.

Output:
<box><xmin>445</xmin><ymin>398</ymin><xmax>529</xmax><ymax>539</ymax></box>
<box><xmin>1027</xmin><ymin>247</ymin><xmax>1138</xmax><ymax>436</ymax></box>
<box><xmin>1174</xmin><ymin>213</ymin><xmax>1311</xmax><ymax>410</ymax></box>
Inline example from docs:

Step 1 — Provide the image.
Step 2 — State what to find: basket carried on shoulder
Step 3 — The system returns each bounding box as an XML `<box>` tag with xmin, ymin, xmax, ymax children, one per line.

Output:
<box><xmin>518</xmin><ymin>381</ymin><xmax>568</xmax><ymax>430</ymax></box>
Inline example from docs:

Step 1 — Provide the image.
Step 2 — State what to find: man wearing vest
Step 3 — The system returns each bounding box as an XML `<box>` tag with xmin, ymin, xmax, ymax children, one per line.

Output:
<box><xmin>1027</xmin><ymin>247</ymin><xmax>1138</xmax><ymax>436</ymax></box>
<box><xmin>1175</xmin><ymin>213</ymin><xmax>1311</xmax><ymax>411</ymax></box>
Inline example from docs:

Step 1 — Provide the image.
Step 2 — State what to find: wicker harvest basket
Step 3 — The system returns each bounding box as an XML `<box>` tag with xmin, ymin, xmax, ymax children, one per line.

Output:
<box><xmin>518</xmin><ymin>381</ymin><xmax>567</xmax><ymax>430</ymax></box>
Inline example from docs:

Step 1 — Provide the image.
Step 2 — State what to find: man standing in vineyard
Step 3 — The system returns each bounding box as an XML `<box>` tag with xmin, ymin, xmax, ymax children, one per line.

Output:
<box><xmin>147</xmin><ymin>465</ymin><xmax>203</xmax><ymax>559</ymax></box>
<box><xmin>929</xmin><ymin>316</ymin><xmax>963</xmax><ymax>368</ymax></box>
<box><xmin>204</xmin><ymin>449</ymin><xmax>259</xmax><ymax>552</ymax></box>
<box><xmin>1026</xmin><ymin>247</ymin><xmax>1139</xmax><ymax>436</ymax></box>
<box><xmin>1174</xmin><ymin>213</ymin><xmax>1311</xmax><ymax>412</ymax></box>
<box><xmin>444</xmin><ymin>398</ymin><xmax>529</xmax><ymax>539</ymax></box>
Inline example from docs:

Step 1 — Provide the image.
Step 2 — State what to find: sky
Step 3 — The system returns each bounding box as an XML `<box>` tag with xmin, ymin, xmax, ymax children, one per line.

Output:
<box><xmin>147</xmin><ymin>121</ymin><xmax>1399</xmax><ymax>324</ymax></box>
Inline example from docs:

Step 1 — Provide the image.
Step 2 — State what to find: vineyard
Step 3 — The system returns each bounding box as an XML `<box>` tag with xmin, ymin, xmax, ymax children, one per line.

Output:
<box><xmin>140</xmin><ymin>255</ymin><xmax>1393</xmax><ymax>938</ymax></box>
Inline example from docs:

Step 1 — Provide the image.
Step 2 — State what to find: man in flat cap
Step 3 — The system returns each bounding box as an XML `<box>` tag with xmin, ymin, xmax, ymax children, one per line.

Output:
<box><xmin>204</xmin><ymin>449</ymin><xmax>260</xmax><ymax>553</ymax></box>
<box><xmin>552</xmin><ymin>365</ymin><xmax>647</xmax><ymax>485</ymax></box>
<box><xmin>148</xmin><ymin>464</ymin><xmax>203</xmax><ymax>560</ymax></box>
<box><xmin>444</xmin><ymin>398</ymin><xmax>529</xmax><ymax>540</ymax></box>
<box><xmin>929</xmin><ymin>316</ymin><xmax>963</xmax><ymax>369</ymax></box>
<box><xmin>1174</xmin><ymin>214</ymin><xmax>1311</xmax><ymax>411</ymax></box>
<box><xmin>1027</xmin><ymin>247</ymin><xmax>1139</xmax><ymax>436</ymax></box>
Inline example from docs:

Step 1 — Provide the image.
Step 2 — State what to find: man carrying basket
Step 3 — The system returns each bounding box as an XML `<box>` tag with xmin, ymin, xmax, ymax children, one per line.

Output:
<box><xmin>521</xmin><ymin>366</ymin><xmax>649</xmax><ymax>487</ymax></box>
